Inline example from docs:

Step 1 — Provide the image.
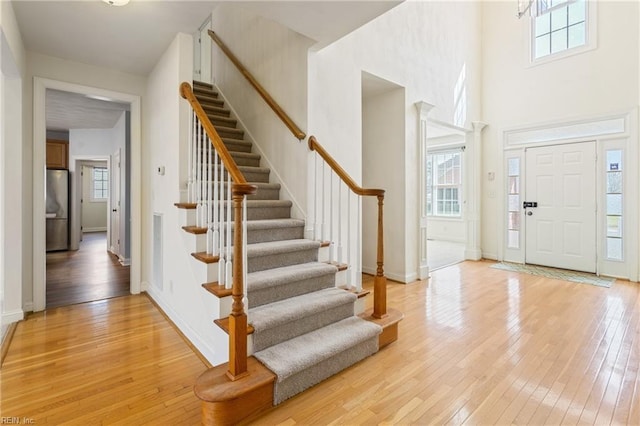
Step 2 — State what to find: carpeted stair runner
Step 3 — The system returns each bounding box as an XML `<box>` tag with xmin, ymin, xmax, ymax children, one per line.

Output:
<box><xmin>192</xmin><ymin>80</ymin><xmax>381</xmax><ymax>405</ymax></box>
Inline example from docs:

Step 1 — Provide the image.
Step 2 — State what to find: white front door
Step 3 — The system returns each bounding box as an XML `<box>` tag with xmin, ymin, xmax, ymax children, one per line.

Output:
<box><xmin>525</xmin><ymin>142</ymin><xmax>596</xmax><ymax>272</ymax></box>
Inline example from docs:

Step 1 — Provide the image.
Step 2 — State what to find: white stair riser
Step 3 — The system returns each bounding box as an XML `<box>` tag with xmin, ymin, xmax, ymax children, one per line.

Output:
<box><xmin>178</xmin><ymin>208</ymin><xmax>196</xmax><ymax>227</ymax></box>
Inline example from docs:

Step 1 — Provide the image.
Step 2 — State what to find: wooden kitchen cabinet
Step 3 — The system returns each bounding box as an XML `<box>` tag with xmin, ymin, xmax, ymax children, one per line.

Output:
<box><xmin>46</xmin><ymin>139</ymin><xmax>69</xmax><ymax>169</ymax></box>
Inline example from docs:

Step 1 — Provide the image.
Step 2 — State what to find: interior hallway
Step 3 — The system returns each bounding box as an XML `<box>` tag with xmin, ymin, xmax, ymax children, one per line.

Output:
<box><xmin>46</xmin><ymin>232</ymin><xmax>130</xmax><ymax>309</ymax></box>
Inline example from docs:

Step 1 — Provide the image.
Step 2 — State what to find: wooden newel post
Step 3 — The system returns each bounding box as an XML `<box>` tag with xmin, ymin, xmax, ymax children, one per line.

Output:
<box><xmin>226</xmin><ymin>184</ymin><xmax>256</xmax><ymax>381</ymax></box>
<box><xmin>372</xmin><ymin>194</ymin><xmax>387</xmax><ymax>319</ymax></box>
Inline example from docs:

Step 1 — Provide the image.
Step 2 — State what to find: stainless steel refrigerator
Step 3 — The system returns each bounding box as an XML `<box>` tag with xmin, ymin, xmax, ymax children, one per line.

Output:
<box><xmin>46</xmin><ymin>169</ymin><xmax>69</xmax><ymax>251</ymax></box>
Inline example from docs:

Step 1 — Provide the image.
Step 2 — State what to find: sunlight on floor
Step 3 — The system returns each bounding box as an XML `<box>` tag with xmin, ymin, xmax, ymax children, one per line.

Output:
<box><xmin>427</xmin><ymin>239</ymin><xmax>465</xmax><ymax>271</ymax></box>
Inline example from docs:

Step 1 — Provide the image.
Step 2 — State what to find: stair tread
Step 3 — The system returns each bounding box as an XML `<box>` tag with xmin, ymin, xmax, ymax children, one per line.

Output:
<box><xmin>230</xmin><ymin>151</ymin><xmax>260</xmax><ymax>159</ymax></box>
<box><xmin>247</xmin><ymin>239</ymin><xmax>320</xmax><ymax>257</ymax></box>
<box><xmin>253</xmin><ymin>316</ymin><xmax>381</xmax><ymax>380</ymax></box>
<box><xmin>238</xmin><ymin>165</ymin><xmax>270</xmax><ymax>173</ymax></box>
<box><xmin>223</xmin><ymin>137</ymin><xmax>251</xmax><ymax>146</ymax></box>
<box><xmin>246</xmin><ymin>218</ymin><xmax>303</xmax><ymax>229</ymax></box>
<box><xmin>249</xmin><ymin>288</ymin><xmax>355</xmax><ymax>332</ymax></box>
<box><xmin>244</xmin><ymin>200</ymin><xmax>292</xmax><ymax>208</ymax></box>
<box><xmin>215</xmin><ymin>125</ymin><xmax>243</xmax><ymax>132</ymax></box>
<box><xmin>247</xmin><ymin>261</ymin><xmax>336</xmax><ymax>291</ymax></box>
<box><xmin>182</xmin><ymin>219</ymin><xmax>302</xmax><ymax>234</ymax></box>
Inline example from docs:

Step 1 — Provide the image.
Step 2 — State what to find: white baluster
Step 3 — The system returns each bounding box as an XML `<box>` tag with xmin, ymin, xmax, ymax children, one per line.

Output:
<box><xmin>337</xmin><ymin>183</ymin><xmax>343</xmax><ymax>265</ymax></box>
<box><xmin>206</xmin><ymin>136</ymin><xmax>213</xmax><ymax>254</ymax></box>
<box><xmin>212</xmin><ymin>150</ymin><xmax>219</xmax><ymax>256</ymax></box>
<box><xmin>196</xmin><ymin>122</ymin><xmax>203</xmax><ymax>228</ymax></box>
<box><xmin>329</xmin><ymin>171</ymin><xmax>335</xmax><ymax>262</ymax></box>
<box><xmin>313</xmin><ymin>153</ymin><xmax>320</xmax><ymax>241</ymax></box>
<box><xmin>321</xmin><ymin>161</ymin><xmax>326</xmax><ymax>242</ymax></box>
<box><xmin>356</xmin><ymin>195</ymin><xmax>362</xmax><ymax>292</ymax></box>
<box><xmin>347</xmin><ymin>190</ymin><xmax>352</xmax><ymax>288</ymax></box>
<box><xmin>187</xmin><ymin>110</ymin><xmax>194</xmax><ymax>203</ymax></box>
<box><xmin>218</xmin><ymin>163</ymin><xmax>226</xmax><ymax>287</ymax></box>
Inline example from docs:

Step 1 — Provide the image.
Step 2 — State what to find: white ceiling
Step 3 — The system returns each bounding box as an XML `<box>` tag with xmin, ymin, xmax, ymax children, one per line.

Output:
<box><xmin>13</xmin><ymin>0</ymin><xmax>402</xmax><ymax>131</ymax></box>
<box><xmin>46</xmin><ymin>89</ymin><xmax>129</xmax><ymax>131</ymax></box>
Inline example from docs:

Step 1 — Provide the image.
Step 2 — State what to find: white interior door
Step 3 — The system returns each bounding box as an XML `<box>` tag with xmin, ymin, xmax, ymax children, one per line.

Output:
<box><xmin>193</xmin><ymin>17</ymin><xmax>212</xmax><ymax>83</ymax></box>
<box><xmin>110</xmin><ymin>150</ymin><xmax>121</xmax><ymax>256</ymax></box>
<box><xmin>525</xmin><ymin>142</ymin><xmax>596</xmax><ymax>272</ymax></box>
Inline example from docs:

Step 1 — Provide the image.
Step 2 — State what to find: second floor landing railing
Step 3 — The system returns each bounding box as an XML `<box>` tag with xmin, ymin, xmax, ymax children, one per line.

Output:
<box><xmin>208</xmin><ymin>30</ymin><xmax>306</xmax><ymax>141</ymax></box>
<box><xmin>308</xmin><ymin>136</ymin><xmax>388</xmax><ymax>319</ymax></box>
<box><xmin>180</xmin><ymin>82</ymin><xmax>256</xmax><ymax>380</ymax></box>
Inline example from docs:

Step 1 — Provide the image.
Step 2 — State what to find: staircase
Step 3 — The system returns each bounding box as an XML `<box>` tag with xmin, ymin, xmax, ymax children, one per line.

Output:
<box><xmin>178</xmin><ymin>81</ymin><xmax>391</xmax><ymax>420</ymax></box>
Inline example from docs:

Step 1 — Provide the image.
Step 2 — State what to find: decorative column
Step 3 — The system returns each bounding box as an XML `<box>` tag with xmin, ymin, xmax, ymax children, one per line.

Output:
<box><xmin>415</xmin><ymin>101</ymin><xmax>435</xmax><ymax>280</ymax></box>
<box><xmin>465</xmin><ymin>121</ymin><xmax>487</xmax><ymax>260</ymax></box>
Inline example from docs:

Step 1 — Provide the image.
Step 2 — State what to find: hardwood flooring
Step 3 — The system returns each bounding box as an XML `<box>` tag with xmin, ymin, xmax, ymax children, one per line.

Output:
<box><xmin>46</xmin><ymin>232</ymin><xmax>130</xmax><ymax>309</ymax></box>
<box><xmin>0</xmin><ymin>295</ymin><xmax>206</xmax><ymax>424</ymax></box>
<box><xmin>2</xmin><ymin>260</ymin><xmax>638</xmax><ymax>424</ymax></box>
<box><xmin>251</xmin><ymin>261</ymin><xmax>639</xmax><ymax>425</ymax></box>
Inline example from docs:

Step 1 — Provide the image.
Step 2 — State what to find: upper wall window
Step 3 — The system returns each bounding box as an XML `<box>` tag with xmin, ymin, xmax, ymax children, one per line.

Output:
<box><xmin>532</xmin><ymin>0</ymin><xmax>593</xmax><ymax>62</ymax></box>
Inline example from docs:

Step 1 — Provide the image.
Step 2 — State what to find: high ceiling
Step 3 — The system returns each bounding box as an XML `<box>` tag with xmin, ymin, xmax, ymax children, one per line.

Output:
<box><xmin>12</xmin><ymin>0</ymin><xmax>402</xmax><ymax>131</ymax></box>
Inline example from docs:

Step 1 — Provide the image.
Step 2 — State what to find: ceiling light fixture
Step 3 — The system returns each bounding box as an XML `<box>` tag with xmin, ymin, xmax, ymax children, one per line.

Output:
<box><xmin>102</xmin><ymin>0</ymin><xmax>130</xmax><ymax>6</ymax></box>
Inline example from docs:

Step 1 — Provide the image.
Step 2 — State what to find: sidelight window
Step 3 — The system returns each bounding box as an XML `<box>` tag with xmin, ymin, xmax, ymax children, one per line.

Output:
<box><xmin>605</xmin><ymin>150</ymin><xmax>623</xmax><ymax>261</ymax></box>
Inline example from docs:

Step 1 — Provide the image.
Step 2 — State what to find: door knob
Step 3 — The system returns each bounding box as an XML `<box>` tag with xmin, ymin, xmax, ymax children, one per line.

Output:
<box><xmin>112</xmin><ymin>209</ymin><xmax>117</xmax><ymax>212</ymax></box>
<box><xmin>527</xmin><ymin>211</ymin><xmax>533</xmax><ymax>216</ymax></box>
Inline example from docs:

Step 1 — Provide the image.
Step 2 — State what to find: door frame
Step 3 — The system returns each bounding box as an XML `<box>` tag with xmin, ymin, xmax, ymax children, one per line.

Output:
<box><xmin>33</xmin><ymin>77</ymin><xmax>142</xmax><ymax>311</ymax></box>
<box><xmin>500</xmin><ymin>110</ymin><xmax>639</xmax><ymax>281</ymax></box>
<box><xmin>75</xmin><ymin>158</ymin><xmax>110</xmax><ymax>248</ymax></box>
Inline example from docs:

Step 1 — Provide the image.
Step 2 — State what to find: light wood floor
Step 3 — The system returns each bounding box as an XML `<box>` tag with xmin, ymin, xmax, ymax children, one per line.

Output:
<box><xmin>0</xmin><ymin>295</ymin><xmax>206</xmax><ymax>424</ymax></box>
<box><xmin>2</xmin><ymin>260</ymin><xmax>638</xmax><ymax>425</ymax></box>
<box><xmin>46</xmin><ymin>232</ymin><xmax>130</xmax><ymax>309</ymax></box>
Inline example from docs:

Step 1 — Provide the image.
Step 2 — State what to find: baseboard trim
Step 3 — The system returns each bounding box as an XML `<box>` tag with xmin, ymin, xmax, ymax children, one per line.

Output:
<box><xmin>144</xmin><ymin>286</ymin><xmax>221</xmax><ymax>367</ymax></box>
<box><xmin>2</xmin><ymin>309</ymin><xmax>24</xmax><ymax>325</ymax></box>
<box><xmin>464</xmin><ymin>248</ymin><xmax>482</xmax><ymax>261</ymax></box>
<box><xmin>1</xmin><ymin>321</ymin><xmax>18</xmax><ymax>367</ymax></box>
<box><xmin>118</xmin><ymin>256</ymin><xmax>130</xmax><ymax>266</ymax></box>
<box><xmin>362</xmin><ymin>266</ymin><xmax>416</xmax><ymax>284</ymax></box>
<box><xmin>82</xmin><ymin>227</ymin><xmax>107</xmax><ymax>233</ymax></box>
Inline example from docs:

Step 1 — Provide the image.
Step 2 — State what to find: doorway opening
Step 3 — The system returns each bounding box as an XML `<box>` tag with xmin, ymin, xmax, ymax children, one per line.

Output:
<box><xmin>425</xmin><ymin>122</ymin><xmax>468</xmax><ymax>271</ymax></box>
<box><xmin>34</xmin><ymin>79</ymin><xmax>141</xmax><ymax>311</ymax></box>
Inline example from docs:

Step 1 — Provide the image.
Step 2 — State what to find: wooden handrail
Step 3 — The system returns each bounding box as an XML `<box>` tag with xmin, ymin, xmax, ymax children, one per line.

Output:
<box><xmin>208</xmin><ymin>30</ymin><xmax>306</xmax><ymax>141</ymax></box>
<box><xmin>308</xmin><ymin>136</ymin><xmax>385</xmax><ymax>197</ymax></box>
<box><xmin>308</xmin><ymin>135</ymin><xmax>387</xmax><ymax>319</ymax></box>
<box><xmin>181</xmin><ymin>82</ymin><xmax>250</xmax><ymax>186</ymax></box>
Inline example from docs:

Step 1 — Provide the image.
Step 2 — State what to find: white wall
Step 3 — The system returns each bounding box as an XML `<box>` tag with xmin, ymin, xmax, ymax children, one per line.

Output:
<box><xmin>1</xmin><ymin>0</ymin><xmax>26</xmax><ymax>333</ymax></box>
<box><xmin>362</xmin><ymin>85</ymin><xmax>406</xmax><ymax>281</ymax></box>
<box><xmin>481</xmin><ymin>1</ymin><xmax>640</xmax><ymax>262</ymax></box>
<box><xmin>309</xmin><ymin>1</ymin><xmax>482</xmax><ymax>282</ymax></box>
<box><xmin>143</xmin><ymin>32</ymin><xmax>228</xmax><ymax>365</ymax></box>
<box><xmin>211</xmin><ymin>4</ymin><xmax>315</xmax><ymax>219</ymax></box>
